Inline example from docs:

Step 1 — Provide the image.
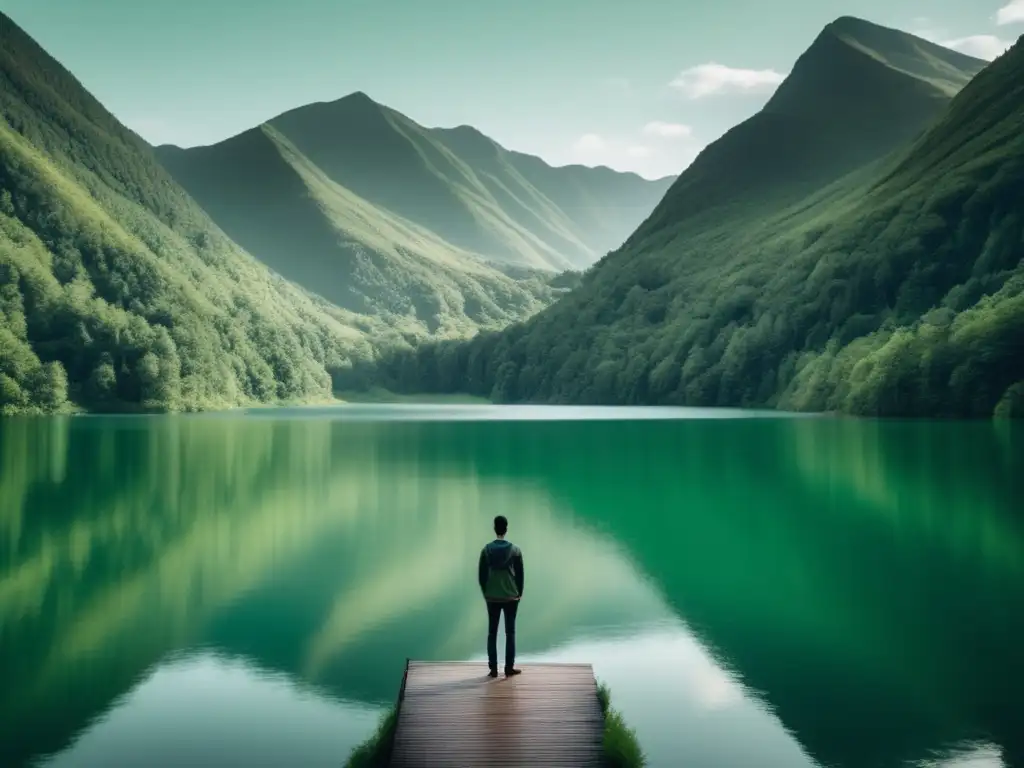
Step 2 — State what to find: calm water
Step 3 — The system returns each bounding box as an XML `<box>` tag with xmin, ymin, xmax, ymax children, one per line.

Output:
<box><xmin>1</xmin><ymin>406</ymin><xmax>1023</xmax><ymax>768</ymax></box>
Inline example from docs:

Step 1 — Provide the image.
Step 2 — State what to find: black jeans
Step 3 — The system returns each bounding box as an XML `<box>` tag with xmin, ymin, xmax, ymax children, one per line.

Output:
<box><xmin>486</xmin><ymin>600</ymin><xmax>519</xmax><ymax>671</ymax></box>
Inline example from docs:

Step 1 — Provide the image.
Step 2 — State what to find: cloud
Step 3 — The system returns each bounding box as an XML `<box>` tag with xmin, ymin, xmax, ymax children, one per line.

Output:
<box><xmin>572</xmin><ymin>133</ymin><xmax>607</xmax><ymax>155</ymax></box>
<box><xmin>641</xmin><ymin>121</ymin><xmax>693</xmax><ymax>139</ymax></box>
<box><xmin>911</xmin><ymin>24</ymin><xmax>945</xmax><ymax>42</ymax></box>
<box><xmin>670</xmin><ymin>63</ymin><xmax>786</xmax><ymax>99</ymax></box>
<box><xmin>996</xmin><ymin>0</ymin><xmax>1024</xmax><ymax>25</ymax></box>
<box><xmin>943</xmin><ymin>34</ymin><xmax>1013</xmax><ymax>59</ymax></box>
<box><xmin>912</xmin><ymin>25</ymin><xmax>1012</xmax><ymax>61</ymax></box>
<box><xmin>567</xmin><ymin>129</ymin><xmax>703</xmax><ymax>179</ymax></box>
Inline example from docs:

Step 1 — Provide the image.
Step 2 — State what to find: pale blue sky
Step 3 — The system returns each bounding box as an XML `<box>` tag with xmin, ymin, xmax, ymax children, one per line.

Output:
<box><xmin>2</xmin><ymin>0</ymin><xmax>1019</xmax><ymax>178</ymax></box>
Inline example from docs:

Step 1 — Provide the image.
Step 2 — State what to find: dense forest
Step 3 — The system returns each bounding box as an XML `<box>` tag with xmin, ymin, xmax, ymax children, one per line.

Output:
<box><xmin>0</xmin><ymin>12</ymin><xmax>399</xmax><ymax>413</ymax></box>
<box><xmin>344</xmin><ymin>23</ymin><xmax>1024</xmax><ymax>418</ymax></box>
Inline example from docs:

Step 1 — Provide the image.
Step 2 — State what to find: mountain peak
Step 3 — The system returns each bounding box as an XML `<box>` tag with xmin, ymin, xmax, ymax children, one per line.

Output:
<box><xmin>626</xmin><ymin>17</ymin><xmax>987</xmax><ymax>243</ymax></box>
<box><xmin>825</xmin><ymin>15</ymin><xmax>884</xmax><ymax>34</ymax></box>
<box><xmin>336</xmin><ymin>90</ymin><xmax>377</xmax><ymax>106</ymax></box>
<box><xmin>764</xmin><ymin>17</ymin><xmax>986</xmax><ymax>118</ymax></box>
<box><xmin>812</xmin><ymin>16</ymin><xmax>985</xmax><ymax>76</ymax></box>
<box><xmin>271</xmin><ymin>90</ymin><xmax>383</xmax><ymax>124</ymax></box>
<box><xmin>266</xmin><ymin>89</ymin><xmax>390</xmax><ymax>141</ymax></box>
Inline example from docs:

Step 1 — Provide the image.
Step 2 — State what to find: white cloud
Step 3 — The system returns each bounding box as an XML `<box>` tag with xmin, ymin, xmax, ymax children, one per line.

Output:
<box><xmin>567</xmin><ymin>131</ymin><xmax>702</xmax><ymax>178</ymax></box>
<box><xmin>996</xmin><ymin>0</ymin><xmax>1024</xmax><ymax>25</ymax></box>
<box><xmin>641</xmin><ymin>121</ymin><xmax>693</xmax><ymax>139</ymax></box>
<box><xmin>943</xmin><ymin>34</ymin><xmax>1013</xmax><ymax>59</ymax></box>
<box><xmin>912</xmin><ymin>24</ymin><xmax>1012</xmax><ymax>61</ymax></box>
<box><xmin>911</xmin><ymin>25</ymin><xmax>944</xmax><ymax>43</ymax></box>
<box><xmin>572</xmin><ymin>133</ymin><xmax>607</xmax><ymax>155</ymax></box>
<box><xmin>670</xmin><ymin>62</ymin><xmax>786</xmax><ymax>99</ymax></box>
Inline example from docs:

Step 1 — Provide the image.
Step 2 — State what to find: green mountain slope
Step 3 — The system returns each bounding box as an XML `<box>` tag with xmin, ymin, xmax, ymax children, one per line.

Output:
<box><xmin>351</xmin><ymin>22</ymin><xmax>1023</xmax><ymax>418</ymax></box>
<box><xmin>159</xmin><ymin>93</ymin><xmax>674</xmax><ymax>274</ymax></box>
<box><xmin>631</xmin><ymin>17</ymin><xmax>985</xmax><ymax>242</ymax></box>
<box><xmin>0</xmin><ymin>11</ymin><xmax>404</xmax><ymax>414</ymax></box>
<box><xmin>154</xmin><ymin>125</ymin><xmax>552</xmax><ymax>333</ymax></box>
<box><xmin>432</xmin><ymin>123</ymin><xmax>677</xmax><ymax>263</ymax></box>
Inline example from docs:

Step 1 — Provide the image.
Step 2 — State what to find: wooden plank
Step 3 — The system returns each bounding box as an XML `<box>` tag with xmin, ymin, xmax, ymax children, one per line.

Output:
<box><xmin>388</xmin><ymin>661</ymin><xmax>604</xmax><ymax>767</ymax></box>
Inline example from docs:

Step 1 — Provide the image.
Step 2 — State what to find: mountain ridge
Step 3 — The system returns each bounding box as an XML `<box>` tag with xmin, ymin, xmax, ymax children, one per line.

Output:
<box><xmin>157</xmin><ymin>92</ymin><xmax>675</xmax><ymax>273</ymax></box>
<box><xmin>346</xmin><ymin>20</ymin><xmax>1023</xmax><ymax>418</ymax></box>
<box><xmin>626</xmin><ymin>16</ymin><xmax>986</xmax><ymax>247</ymax></box>
<box><xmin>156</xmin><ymin>121</ymin><xmax>552</xmax><ymax>331</ymax></box>
<box><xmin>162</xmin><ymin>114</ymin><xmax>673</xmax><ymax>184</ymax></box>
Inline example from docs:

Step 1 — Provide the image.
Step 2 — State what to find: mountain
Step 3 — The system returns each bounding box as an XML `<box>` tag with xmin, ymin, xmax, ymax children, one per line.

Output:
<box><xmin>348</xmin><ymin>21</ymin><xmax>1024</xmax><ymax>418</ymax></box>
<box><xmin>428</xmin><ymin>124</ymin><xmax>676</xmax><ymax>265</ymax></box>
<box><xmin>631</xmin><ymin>16</ymin><xmax>985</xmax><ymax>241</ymax></box>
<box><xmin>0</xmin><ymin>10</ymin><xmax>590</xmax><ymax>414</ymax></box>
<box><xmin>156</xmin><ymin>94</ymin><xmax>674</xmax><ymax>276</ymax></box>
<box><xmin>153</xmin><ymin>125</ymin><xmax>552</xmax><ymax>330</ymax></box>
<box><xmin>0</xmin><ymin>11</ymin><xmax>524</xmax><ymax>415</ymax></box>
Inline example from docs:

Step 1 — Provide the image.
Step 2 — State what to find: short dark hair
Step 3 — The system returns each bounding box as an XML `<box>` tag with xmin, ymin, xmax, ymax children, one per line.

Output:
<box><xmin>494</xmin><ymin>515</ymin><xmax>508</xmax><ymax>536</ymax></box>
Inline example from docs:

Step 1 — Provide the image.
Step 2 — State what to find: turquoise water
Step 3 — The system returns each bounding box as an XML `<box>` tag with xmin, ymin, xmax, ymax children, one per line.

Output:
<box><xmin>1</xmin><ymin>406</ymin><xmax>1022</xmax><ymax>767</ymax></box>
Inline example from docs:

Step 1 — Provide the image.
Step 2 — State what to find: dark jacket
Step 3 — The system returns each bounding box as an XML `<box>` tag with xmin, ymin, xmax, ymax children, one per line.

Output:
<box><xmin>478</xmin><ymin>539</ymin><xmax>524</xmax><ymax>601</ymax></box>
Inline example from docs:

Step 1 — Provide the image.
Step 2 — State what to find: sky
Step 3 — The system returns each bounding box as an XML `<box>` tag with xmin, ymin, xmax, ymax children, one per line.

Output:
<box><xmin>2</xmin><ymin>0</ymin><xmax>1021</xmax><ymax>179</ymax></box>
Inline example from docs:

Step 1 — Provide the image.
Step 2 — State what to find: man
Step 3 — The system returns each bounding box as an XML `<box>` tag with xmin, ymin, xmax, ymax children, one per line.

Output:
<box><xmin>478</xmin><ymin>515</ymin><xmax>524</xmax><ymax>678</ymax></box>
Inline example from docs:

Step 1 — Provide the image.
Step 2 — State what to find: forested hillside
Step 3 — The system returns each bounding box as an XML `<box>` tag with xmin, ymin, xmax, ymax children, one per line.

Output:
<box><xmin>348</xmin><ymin>22</ymin><xmax>1024</xmax><ymax>418</ymax></box>
<box><xmin>157</xmin><ymin>93</ymin><xmax>675</xmax><ymax>275</ymax></box>
<box><xmin>0</xmin><ymin>12</ymin><xmax>396</xmax><ymax>413</ymax></box>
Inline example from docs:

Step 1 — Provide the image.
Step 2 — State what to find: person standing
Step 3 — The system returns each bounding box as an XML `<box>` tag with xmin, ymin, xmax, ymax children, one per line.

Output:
<box><xmin>478</xmin><ymin>515</ymin><xmax>524</xmax><ymax>677</ymax></box>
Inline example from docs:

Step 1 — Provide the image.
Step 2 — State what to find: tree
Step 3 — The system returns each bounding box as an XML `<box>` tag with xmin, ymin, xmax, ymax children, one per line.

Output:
<box><xmin>89</xmin><ymin>359</ymin><xmax>117</xmax><ymax>402</ymax></box>
<box><xmin>0</xmin><ymin>373</ymin><xmax>27</xmax><ymax>410</ymax></box>
<box><xmin>27</xmin><ymin>361</ymin><xmax>68</xmax><ymax>411</ymax></box>
<box><xmin>136</xmin><ymin>352</ymin><xmax>163</xmax><ymax>406</ymax></box>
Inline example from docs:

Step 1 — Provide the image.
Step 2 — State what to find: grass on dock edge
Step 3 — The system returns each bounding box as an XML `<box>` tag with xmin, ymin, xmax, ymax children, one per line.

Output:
<box><xmin>342</xmin><ymin>682</ymin><xmax>645</xmax><ymax>767</ymax></box>
<box><xmin>343</xmin><ymin>708</ymin><xmax>397</xmax><ymax>768</ymax></box>
<box><xmin>598</xmin><ymin>682</ymin><xmax>646</xmax><ymax>767</ymax></box>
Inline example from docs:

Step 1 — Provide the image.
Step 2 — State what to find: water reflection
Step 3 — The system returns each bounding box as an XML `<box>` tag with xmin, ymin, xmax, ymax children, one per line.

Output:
<box><xmin>511</xmin><ymin>622</ymin><xmax>818</xmax><ymax>768</ymax></box>
<box><xmin>37</xmin><ymin>653</ymin><xmax>382</xmax><ymax>768</ymax></box>
<box><xmin>0</xmin><ymin>411</ymin><xmax>1021</xmax><ymax>768</ymax></box>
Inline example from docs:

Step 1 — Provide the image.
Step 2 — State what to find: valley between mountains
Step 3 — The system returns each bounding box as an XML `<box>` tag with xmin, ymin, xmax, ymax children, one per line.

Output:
<box><xmin>1</xmin><ymin>13</ymin><xmax>1021</xmax><ymax>417</ymax></box>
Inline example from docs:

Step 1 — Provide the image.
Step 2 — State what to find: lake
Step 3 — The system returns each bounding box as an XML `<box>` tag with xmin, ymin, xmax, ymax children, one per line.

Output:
<box><xmin>1</xmin><ymin>406</ymin><xmax>1022</xmax><ymax>768</ymax></box>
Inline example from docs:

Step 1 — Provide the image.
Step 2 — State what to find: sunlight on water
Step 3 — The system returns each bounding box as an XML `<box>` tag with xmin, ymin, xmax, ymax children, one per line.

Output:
<box><xmin>235</xmin><ymin>403</ymin><xmax>805</xmax><ymax>420</ymax></box>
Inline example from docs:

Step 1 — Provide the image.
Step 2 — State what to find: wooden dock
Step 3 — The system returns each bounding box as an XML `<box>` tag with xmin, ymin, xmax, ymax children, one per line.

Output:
<box><xmin>388</xmin><ymin>661</ymin><xmax>605</xmax><ymax>767</ymax></box>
